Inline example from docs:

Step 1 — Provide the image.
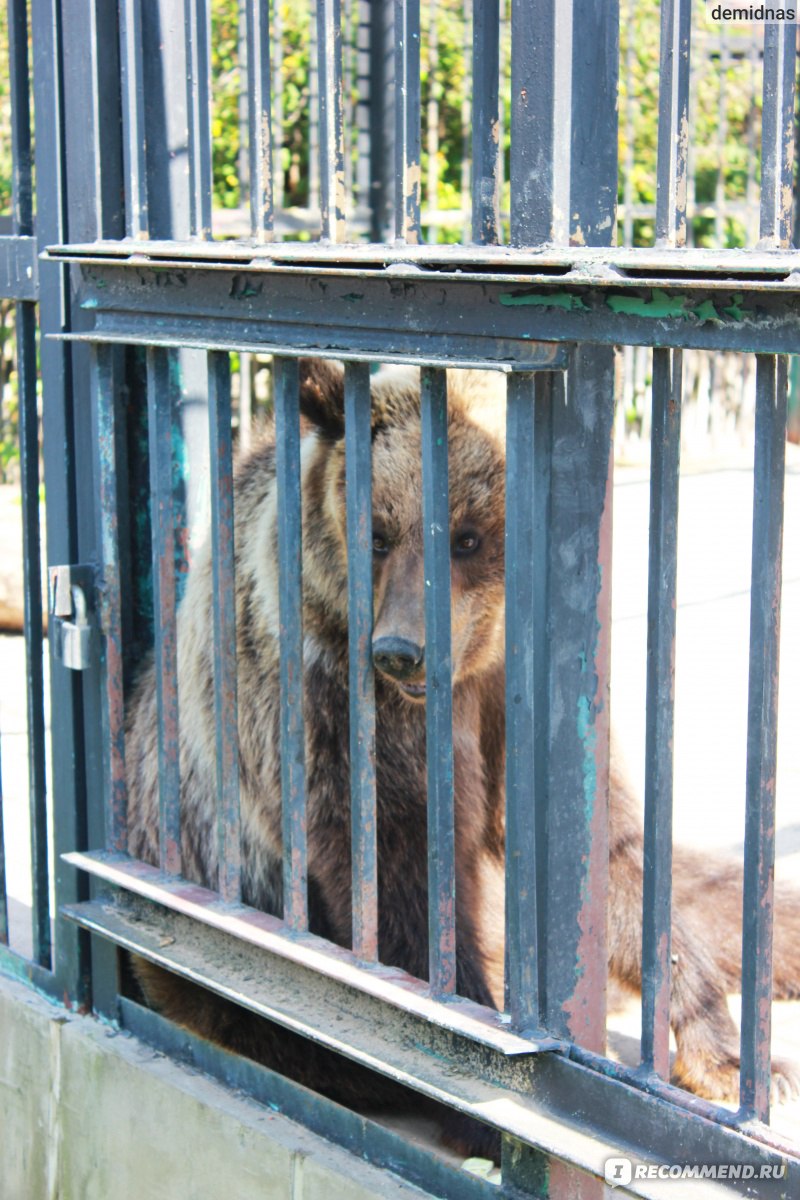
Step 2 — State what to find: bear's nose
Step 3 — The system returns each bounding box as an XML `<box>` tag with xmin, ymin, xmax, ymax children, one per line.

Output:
<box><xmin>372</xmin><ymin>636</ymin><xmax>425</xmax><ymax>681</ymax></box>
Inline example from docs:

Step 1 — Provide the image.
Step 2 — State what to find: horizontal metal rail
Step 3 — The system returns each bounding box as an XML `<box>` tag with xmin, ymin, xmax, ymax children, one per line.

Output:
<box><xmin>63</xmin><ymin>848</ymin><xmax>553</xmax><ymax>1054</ymax></box>
<box><xmin>46</xmin><ymin>251</ymin><xmax>800</xmax><ymax>360</ymax></box>
<box><xmin>60</xmin><ymin>888</ymin><xmax>800</xmax><ymax>1199</ymax></box>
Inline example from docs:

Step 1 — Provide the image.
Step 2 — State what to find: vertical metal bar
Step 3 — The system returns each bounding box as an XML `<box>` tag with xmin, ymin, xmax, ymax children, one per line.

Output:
<box><xmin>317</xmin><ymin>0</ymin><xmax>347</xmax><ymax>240</ymax></box>
<box><xmin>460</xmin><ymin>0</ymin><xmax>471</xmax><ymax>243</ymax></box>
<box><xmin>368</xmin><ymin>0</ymin><xmax>388</xmax><ymax>242</ymax></box>
<box><xmin>245</xmin><ymin>0</ymin><xmax>274</xmax><ymax>239</ymax></box>
<box><xmin>18</xmin><ymin>304</ymin><xmax>50</xmax><ymax>967</ymax></box>
<box><xmin>119</xmin><ymin>0</ymin><xmax>149</xmax><ymax>237</ymax></box>
<box><xmin>740</xmin><ymin>355</ymin><xmax>788</xmax><ymax>1122</ymax></box>
<box><xmin>354</xmin><ymin>0</ymin><xmax>371</xmax><ymax>216</ymax></box>
<box><xmin>759</xmin><ymin>20</ymin><xmax>797</xmax><ymax>249</ymax></box>
<box><xmin>739</xmin><ymin>19</ymin><xmax>796</xmax><ymax>1123</ymax></box>
<box><xmin>393</xmin><ymin>0</ymin><xmax>421</xmax><ymax>242</ymax></box>
<box><xmin>654</xmin><ymin>0</ymin><xmax>691</xmax><ymax>247</ymax></box>
<box><xmin>9</xmin><ymin>0</ymin><xmax>33</xmax><ymax>233</ymax></box>
<box><xmin>471</xmin><ymin>0</ymin><xmax>500</xmax><ymax>245</ymax></box>
<box><xmin>640</xmin><ymin>347</ymin><xmax>682</xmax><ymax>1078</ymax></box>
<box><xmin>309</xmin><ymin>0</ymin><xmax>320</xmax><ymax>217</ymax></box>
<box><xmin>10</xmin><ymin>0</ymin><xmax>50</xmax><ymax>966</ymax></box>
<box><xmin>425</xmin><ymin>0</ymin><xmax>439</xmax><ymax>234</ymax></box>
<box><xmin>420</xmin><ymin>367</ymin><xmax>455</xmax><ymax>996</ymax></box>
<box><xmin>31</xmin><ymin>0</ymin><xmax>90</xmax><ymax>1006</ymax></box>
<box><xmin>509</xmin><ymin>0</ymin><xmax>561</xmax><ymax>246</ymax></box>
<box><xmin>715</xmin><ymin>27</ymin><xmax>728</xmax><ymax>248</ymax></box>
<box><xmin>146</xmin><ymin>349</ymin><xmax>181</xmax><ymax>876</ymax></box>
<box><xmin>208</xmin><ymin>352</ymin><xmax>241</xmax><ymax>904</ymax></box>
<box><xmin>504</xmin><ymin>372</ymin><xmax>539</xmax><ymax>1030</ymax></box>
<box><xmin>184</xmin><ymin>0</ymin><xmax>213</xmax><ymax>238</ymax></box>
<box><xmin>345</xmin><ymin>362</ymin><xmax>377</xmax><ymax>960</ymax></box>
<box><xmin>273</xmin><ymin>357</ymin><xmax>308</xmax><ymax>931</ymax></box>
<box><xmin>273</xmin><ymin>0</ymin><xmax>285</xmax><ymax>214</ymax></box>
<box><xmin>92</xmin><ymin>344</ymin><xmax>127</xmax><ymax>854</ymax></box>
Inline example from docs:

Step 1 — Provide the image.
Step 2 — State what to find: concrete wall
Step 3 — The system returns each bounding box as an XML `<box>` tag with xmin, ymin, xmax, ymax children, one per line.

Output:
<box><xmin>0</xmin><ymin>971</ymin><xmax>432</xmax><ymax>1200</ymax></box>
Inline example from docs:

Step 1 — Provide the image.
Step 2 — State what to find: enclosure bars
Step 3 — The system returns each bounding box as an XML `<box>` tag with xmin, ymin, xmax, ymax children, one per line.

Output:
<box><xmin>504</xmin><ymin>372</ymin><xmax>539</xmax><ymax>1030</ymax></box>
<box><xmin>317</xmin><ymin>0</ymin><xmax>346</xmax><ymax>241</ymax></box>
<box><xmin>639</xmin><ymin>0</ymin><xmax>691</xmax><ymax>1081</ymax></box>
<box><xmin>273</xmin><ymin>357</ymin><xmax>309</xmax><ymax>931</ymax></box>
<box><xmin>345</xmin><ymin>362</ymin><xmax>378</xmax><ymax>962</ymax></box>
<box><xmin>184</xmin><ymin>0</ymin><xmax>213</xmax><ymax>239</ymax></box>
<box><xmin>5</xmin><ymin>0</ymin><xmax>51</xmax><ymax>968</ymax></box>
<box><xmin>92</xmin><ymin>345</ymin><xmax>128</xmax><ymax>854</ymax></box>
<box><xmin>239</xmin><ymin>0</ymin><xmax>274</xmax><ymax>432</ymax></box>
<box><xmin>119</xmin><ymin>0</ymin><xmax>148</xmax><ymax>238</ymax></box>
<box><xmin>739</xmin><ymin>19</ymin><xmax>797</xmax><ymax>1124</ymax></box>
<box><xmin>420</xmin><ymin>368</ymin><xmax>457</xmax><ymax>996</ymax></box>
<box><xmin>471</xmin><ymin>0</ymin><xmax>500</xmax><ymax>245</ymax></box>
<box><xmin>245</xmin><ymin>0</ymin><xmax>274</xmax><ymax>240</ymax></box>
<box><xmin>208</xmin><ymin>352</ymin><xmax>242</xmax><ymax>904</ymax></box>
<box><xmin>146</xmin><ymin>348</ymin><xmax>182</xmax><ymax>877</ymax></box>
<box><xmin>394</xmin><ymin>0</ymin><xmax>421</xmax><ymax>242</ymax></box>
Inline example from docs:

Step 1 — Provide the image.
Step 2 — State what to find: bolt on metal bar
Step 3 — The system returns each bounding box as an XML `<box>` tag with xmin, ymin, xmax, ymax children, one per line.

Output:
<box><xmin>119</xmin><ymin>0</ymin><xmax>149</xmax><ymax>238</ymax></box>
<box><xmin>654</xmin><ymin>0</ymin><xmax>691</xmax><ymax>247</ymax></box>
<box><xmin>393</xmin><ymin>0</ymin><xmax>421</xmax><ymax>243</ymax></box>
<box><xmin>471</xmin><ymin>0</ymin><xmax>500</xmax><ymax>245</ymax></box>
<box><xmin>184</xmin><ymin>0</ymin><xmax>213</xmax><ymax>239</ymax></box>
<box><xmin>208</xmin><ymin>351</ymin><xmax>241</xmax><ymax>903</ymax></box>
<box><xmin>739</xmin><ymin>354</ymin><xmax>788</xmax><ymax>1123</ymax></box>
<box><xmin>245</xmin><ymin>0</ymin><xmax>274</xmax><ymax>240</ymax></box>
<box><xmin>146</xmin><ymin>348</ymin><xmax>182</xmax><ymax>876</ymax></box>
<box><xmin>344</xmin><ymin>362</ymin><xmax>378</xmax><ymax>961</ymax></box>
<box><xmin>420</xmin><ymin>366</ymin><xmax>456</xmax><ymax>996</ymax></box>
<box><xmin>273</xmin><ymin>357</ymin><xmax>309</xmax><ymax>931</ymax></box>
<box><xmin>317</xmin><ymin>0</ymin><xmax>346</xmax><ymax>241</ymax></box>
<box><xmin>640</xmin><ymin>346</ymin><xmax>682</xmax><ymax>1078</ymax></box>
<box><xmin>504</xmin><ymin>371</ymin><xmax>540</xmax><ymax>1031</ymax></box>
<box><xmin>92</xmin><ymin>344</ymin><xmax>128</xmax><ymax>853</ymax></box>
<box><xmin>759</xmin><ymin>20</ymin><xmax>797</xmax><ymax>248</ymax></box>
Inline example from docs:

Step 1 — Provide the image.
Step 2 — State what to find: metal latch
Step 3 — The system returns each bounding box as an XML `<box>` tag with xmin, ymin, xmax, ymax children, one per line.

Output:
<box><xmin>49</xmin><ymin>565</ymin><xmax>95</xmax><ymax>671</ymax></box>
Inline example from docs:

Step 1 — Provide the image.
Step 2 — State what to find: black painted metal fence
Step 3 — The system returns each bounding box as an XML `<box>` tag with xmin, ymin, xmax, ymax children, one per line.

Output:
<box><xmin>0</xmin><ymin>2</ymin><xmax>798</xmax><ymax>1197</ymax></box>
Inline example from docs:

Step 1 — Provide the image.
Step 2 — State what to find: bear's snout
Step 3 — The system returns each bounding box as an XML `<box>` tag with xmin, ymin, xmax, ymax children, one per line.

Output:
<box><xmin>373</xmin><ymin>636</ymin><xmax>425</xmax><ymax>687</ymax></box>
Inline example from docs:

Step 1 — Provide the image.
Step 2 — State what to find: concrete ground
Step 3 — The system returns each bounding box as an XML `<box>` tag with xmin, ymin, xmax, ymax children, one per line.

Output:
<box><xmin>1</xmin><ymin>446</ymin><xmax>799</xmax><ymax>1160</ymax></box>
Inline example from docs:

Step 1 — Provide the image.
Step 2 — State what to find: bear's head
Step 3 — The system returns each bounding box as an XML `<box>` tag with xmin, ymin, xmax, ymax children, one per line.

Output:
<box><xmin>298</xmin><ymin>358</ymin><xmax>506</xmax><ymax>699</ymax></box>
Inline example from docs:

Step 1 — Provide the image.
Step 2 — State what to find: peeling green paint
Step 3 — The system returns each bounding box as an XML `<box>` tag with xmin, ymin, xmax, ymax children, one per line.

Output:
<box><xmin>341</xmin><ymin>293</ymin><xmax>364</xmax><ymax>302</ymax></box>
<box><xmin>499</xmin><ymin>290</ymin><xmax>590</xmax><ymax>312</ymax></box>
<box><xmin>723</xmin><ymin>293</ymin><xmax>745</xmax><ymax>321</ymax></box>
<box><xmin>693</xmin><ymin>299</ymin><xmax>722</xmax><ymax>323</ymax></box>
<box><xmin>606</xmin><ymin>290</ymin><xmax>688</xmax><ymax>319</ymax></box>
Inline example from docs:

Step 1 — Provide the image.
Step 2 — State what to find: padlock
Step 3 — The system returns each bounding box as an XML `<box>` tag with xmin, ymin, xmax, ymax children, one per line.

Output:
<box><xmin>61</xmin><ymin>585</ymin><xmax>92</xmax><ymax>671</ymax></box>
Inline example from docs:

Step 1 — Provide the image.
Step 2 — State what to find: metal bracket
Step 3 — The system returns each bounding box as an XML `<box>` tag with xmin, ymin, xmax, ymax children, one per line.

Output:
<box><xmin>48</xmin><ymin>564</ymin><xmax>96</xmax><ymax>671</ymax></box>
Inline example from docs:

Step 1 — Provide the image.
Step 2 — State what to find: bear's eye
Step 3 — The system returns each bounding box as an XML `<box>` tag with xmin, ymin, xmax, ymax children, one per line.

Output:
<box><xmin>372</xmin><ymin>533</ymin><xmax>390</xmax><ymax>556</ymax></box>
<box><xmin>453</xmin><ymin>530</ymin><xmax>480</xmax><ymax>557</ymax></box>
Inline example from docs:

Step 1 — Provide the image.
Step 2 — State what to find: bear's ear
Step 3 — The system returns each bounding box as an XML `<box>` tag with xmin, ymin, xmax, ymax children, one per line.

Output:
<box><xmin>298</xmin><ymin>358</ymin><xmax>345</xmax><ymax>439</ymax></box>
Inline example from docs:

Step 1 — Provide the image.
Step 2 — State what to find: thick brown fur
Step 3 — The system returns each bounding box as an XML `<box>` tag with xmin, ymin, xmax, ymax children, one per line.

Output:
<box><xmin>126</xmin><ymin>359</ymin><xmax>800</xmax><ymax>1141</ymax></box>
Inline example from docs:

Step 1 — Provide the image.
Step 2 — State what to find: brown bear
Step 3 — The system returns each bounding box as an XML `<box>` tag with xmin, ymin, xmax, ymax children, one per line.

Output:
<box><xmin>125</xmin><ymin>358</ymin><xmax>800</xmax><ymax>1142</ymax></box>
